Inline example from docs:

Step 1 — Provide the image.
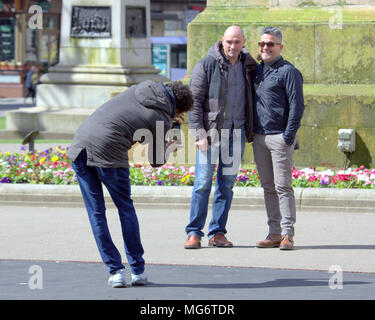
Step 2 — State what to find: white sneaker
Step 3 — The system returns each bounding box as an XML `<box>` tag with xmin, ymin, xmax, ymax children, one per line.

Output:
<box><xmin>108</xmin><ymin>269</ymin><xmax>126</xmax><ymax>288</ymax></box>
<box><xmin>131</xmin><ymin>272</ymin><xmax>147</xmax><ymax>286</ymax></box>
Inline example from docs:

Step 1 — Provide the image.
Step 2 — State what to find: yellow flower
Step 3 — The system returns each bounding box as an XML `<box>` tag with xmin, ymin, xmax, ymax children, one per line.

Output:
<box><xmin>56</xmin><ymin>146</ymin><xmax>66</xmax><ymax>154</ymax></box>
<box><xmin>5</xmin><ymin>152</ymin><xmax>11</xmax><ymax>157</ymax></box>
<box><xmin>51</xmin><ymin>156</ymin><xmax>59</xmax><ymax>162</ymax></box>
<box><xmin>25</xmin><ymin>155</ymin><xmax>30</xmax><ymax>162</ymax></box>
<box><xmin>181</xmin><ymin>174</ymin><xmax>191</xmax><ymax>183</ymax></box>
<box><xmin>40</xmin><ymin>157</ymin><xmax>46</xmax><ymax>164</ymax></box>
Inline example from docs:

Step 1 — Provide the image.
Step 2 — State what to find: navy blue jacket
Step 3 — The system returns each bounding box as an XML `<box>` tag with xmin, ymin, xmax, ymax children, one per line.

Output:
<box><xmin>253</xmin><ymin>56</ymin><xmax>304</xmax><ymax>146</ymax></box>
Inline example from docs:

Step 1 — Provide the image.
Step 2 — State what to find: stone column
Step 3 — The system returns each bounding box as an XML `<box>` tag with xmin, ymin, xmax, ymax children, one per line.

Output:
<box><xmin>39</xmin><ymin>0</ymin><xmax>165</xmax><ymax>110</ymax></box>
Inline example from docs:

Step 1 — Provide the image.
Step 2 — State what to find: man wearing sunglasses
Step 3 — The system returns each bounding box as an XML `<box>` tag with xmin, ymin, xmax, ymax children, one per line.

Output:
<box><xmin>253</xmin><ymin>27</ymin><xmax>304</xmax><ymax>250</ymax></box>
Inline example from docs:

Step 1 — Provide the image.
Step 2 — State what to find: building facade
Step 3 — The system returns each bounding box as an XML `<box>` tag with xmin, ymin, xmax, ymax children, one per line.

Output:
<box><xmin>0</xmin><ymin>0</ymin><xmax>61</xmax><ymax>98</ymax></box>
<box><xmin>0</xmin><ymin>0</ymin><xmax>205</xmax><ymax>98</ymax></box>
<box><xmin>150</xmin><ymin>0</ymin><xmax>205</xmax><ymax>80</ymax></box>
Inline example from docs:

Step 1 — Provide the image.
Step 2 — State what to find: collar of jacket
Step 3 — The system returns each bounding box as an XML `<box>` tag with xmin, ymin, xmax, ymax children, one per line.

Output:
<box><xmin>240</xmin><ymin>47</ymin><xmax>258</xmax><ymax>73</ymax></box>
<box><xmin>212</xmin><ymin>41</ymin><xmax>229</xmax><ymax>74</ymax></box>
<box><xmin>158</xmin><ymin>82</ymin><xmax>176</xmax><ymax>118</ymax></box>
<box><xmin>214</xmin><ymin>41</ymin><xmax>257</xmax><ymax>73</ymax></box>
<box><xmin>262</xmin><ymin>55</ymin><xmax>284</xmax><ymax>70</ymax></box>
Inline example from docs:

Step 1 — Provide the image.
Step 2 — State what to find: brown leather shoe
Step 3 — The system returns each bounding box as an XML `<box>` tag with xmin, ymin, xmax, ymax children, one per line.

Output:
<box><xmin>256</xmin><ymin>234</ymin><xmax>282</xmax><ymax>248</ymax></box>
<box><xmin>208</xmin><ymin>234</ymin><xmax>233</xmax><ymax>247</ymax></box>
<box><xmin>184</xmin><ymin>235</ymin><xmax>201</xmax><ymax>249</ymax></box>
<box><xmin>280</xmin><ymin>235</ymin><xmax>294</xmax><ymax>250</ymax></box>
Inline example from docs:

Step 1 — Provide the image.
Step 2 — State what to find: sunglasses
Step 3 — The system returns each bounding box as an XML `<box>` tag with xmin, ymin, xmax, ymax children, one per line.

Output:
<box><xmin>258</xmin><ymin>41</ymin><xmax>281</xmax><ymax>48</ymax></box>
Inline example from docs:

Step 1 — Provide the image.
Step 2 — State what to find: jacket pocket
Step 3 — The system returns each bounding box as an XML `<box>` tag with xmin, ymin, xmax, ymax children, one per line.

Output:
<box><xmin>205</xmin><ymin>98</ymin><xmax>220</xmax><ymax>113</ymax></box>
<box><xmin>203</xmin><ymin>111</ymin><xmax>219</xmax><ymax>131</ymax></box>
<box><xmin>263</xmin><ymin>75</ymin><xmax>280</xmax><ymax>89</ymax></box>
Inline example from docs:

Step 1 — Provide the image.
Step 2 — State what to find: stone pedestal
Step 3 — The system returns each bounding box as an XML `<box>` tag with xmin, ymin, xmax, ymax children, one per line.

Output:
<box><xmin>188</xmin><ymin>0</ymin><xmax>375</xmax><ymax>167</ymax></box>
<box><xmin>3</xmin><ymin>0</ymin><xmax>167</xmax><ymax>137</ymax></box>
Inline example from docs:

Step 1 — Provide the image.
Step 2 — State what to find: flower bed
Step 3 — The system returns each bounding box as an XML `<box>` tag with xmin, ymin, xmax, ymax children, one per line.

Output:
<box><xmin>1</xmin><ymin>147</ymin><xmax>375</xmax><ymax>188</ymax></box>
<box><xmin>0</xmin><ymin>147</ymin><xmax>74</xmax><ymax>185</ymax></box>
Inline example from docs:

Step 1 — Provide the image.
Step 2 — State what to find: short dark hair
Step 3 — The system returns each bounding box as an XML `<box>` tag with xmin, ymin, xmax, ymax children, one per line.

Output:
<box><xmin>165</xmin><ymin>81</ymin><xmax>194</xmax><ymax>114</ymax></box>
<box><xmin>261</xmin><ymin>26</ymin><xmax>282</xmax><ymax>43</ymax></box>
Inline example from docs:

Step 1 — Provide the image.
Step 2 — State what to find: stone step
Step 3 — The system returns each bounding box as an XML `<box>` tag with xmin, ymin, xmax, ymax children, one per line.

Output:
<box><xmin>4</xmin><ymin>107</ymin><xmax>94</xmax><ymax>133</ymax></box>
<box><xmin>0</xmin><ymin>129</ymin><xmax>74</xmax><ymax>140</ymax></box>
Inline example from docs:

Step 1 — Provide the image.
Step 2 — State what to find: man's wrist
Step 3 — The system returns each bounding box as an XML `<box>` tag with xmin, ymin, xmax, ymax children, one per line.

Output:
<box><xmin>282</xmin><ymin>133</ymin><xmax>294</xmax><ymax>146</ymax></box>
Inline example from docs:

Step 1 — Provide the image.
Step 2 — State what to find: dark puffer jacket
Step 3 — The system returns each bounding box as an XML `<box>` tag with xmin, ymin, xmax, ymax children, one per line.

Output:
<box><xmin>188</xmin><ymin>41</ymin><xmax>257</xmax><ymax>143</ymax></box>
<box><xmin>67</xmin><ymin>80</ymin><xmax>175</xmax><ymax>168</ymax></box>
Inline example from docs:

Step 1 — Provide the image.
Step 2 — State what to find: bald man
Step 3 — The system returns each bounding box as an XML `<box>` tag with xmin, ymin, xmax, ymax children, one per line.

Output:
<box><xmin>185</xmin><ymin>26</ymin><xmax>257</xmax><ymax>249</ymax></box>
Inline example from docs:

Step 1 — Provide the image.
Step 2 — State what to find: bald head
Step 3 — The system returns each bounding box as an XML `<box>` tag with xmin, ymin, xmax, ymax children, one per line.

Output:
<box><xmin>223</xmin><ymin>25</ymin><xmax>245</xmax><ymax>40</ymax></box>
<box><xmin>221</xmin><ymin>25</ymin><xmax>246</xmax><ymax>64</ymax></box>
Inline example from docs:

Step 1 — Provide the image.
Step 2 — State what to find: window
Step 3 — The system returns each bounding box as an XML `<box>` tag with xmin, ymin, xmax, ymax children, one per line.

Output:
<box><xmin>0</xmin><ymin>17</ymin><xmax>15</xmax><ymax>62</ymax></box>
<box><xmin>170</xmin><ymin>44</ymin><xmax>186</xmax><ymax>69</ymax></box>
<box><xmin>126</xmin><ymin>7</ymin><xmax>146</xmax><ymax>38</ymax></box>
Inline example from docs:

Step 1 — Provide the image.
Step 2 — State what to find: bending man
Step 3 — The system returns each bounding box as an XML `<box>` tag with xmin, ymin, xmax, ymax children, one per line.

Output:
<box><xmin>67</xmin><ymin>80</ymin><xmax>193</xmax><ymax>287</ymax></box>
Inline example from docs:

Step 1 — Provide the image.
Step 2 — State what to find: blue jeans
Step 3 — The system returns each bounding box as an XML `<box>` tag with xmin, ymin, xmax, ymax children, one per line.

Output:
<box><xmin>71</xmin><ymin>149</ymin><xmax>145</xmax><ymax>275</ymax></box>
<box><xmin>186</xmin><ymin>127</ymin><xmax>246</xmax><ymax>239</ymax></box>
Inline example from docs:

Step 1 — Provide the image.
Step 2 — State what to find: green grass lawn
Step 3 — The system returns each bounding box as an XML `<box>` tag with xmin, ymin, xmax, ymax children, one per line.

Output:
<box><xmin>0</xmin><ymin>117</ymin><xmax>5</xmax><ymax>130</ymax></box>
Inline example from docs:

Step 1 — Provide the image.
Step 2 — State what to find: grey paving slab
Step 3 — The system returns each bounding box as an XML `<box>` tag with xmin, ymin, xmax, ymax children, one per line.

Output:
<box><xmin>1</xmin><ymin>206</ymin><xmax>375</xmax><ymax>274</ymax></box>
<box><xmin>0</xmin><ymin>259</ymin><xmax>374</xmax><ymax>300</ymax></box>
<box><xmin>0</xmin><ymin>98</ymin><xmax>35</xmax><ymax>117</ymax></box>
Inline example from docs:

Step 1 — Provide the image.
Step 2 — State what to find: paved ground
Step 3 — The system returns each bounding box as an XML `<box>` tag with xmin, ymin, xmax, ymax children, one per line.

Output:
<box><xmin>1</xmin><ymin>259</ymin><xmax>373</xmax><ymax>301</ymax></box>
<box><xmin>0</xmin><ymin>98</ymin><xmax>35</xmax><ymax>117</ymax></box>
<box><xmin>1</xmin><ymin>205</ymin><xmax>374</xmax><ymax>302</ymax></box>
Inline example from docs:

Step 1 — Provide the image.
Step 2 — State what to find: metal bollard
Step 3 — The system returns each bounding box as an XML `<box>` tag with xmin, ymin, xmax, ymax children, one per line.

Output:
<box><xmin>22</xmin><ymin>130</ymin><xmax>40</xmax><ymax>153</ymax></box>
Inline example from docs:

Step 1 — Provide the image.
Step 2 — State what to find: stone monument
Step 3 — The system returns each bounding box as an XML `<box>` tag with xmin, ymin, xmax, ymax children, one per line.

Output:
<box><xmin>3</xmin><ymin>0</ymin><xmax>167</xmax><ymax>138</ymax></box>
<box><xmin>188</xmin><ymin>0</ymin><xmax>375</xmax><ymax>167</ymax></box>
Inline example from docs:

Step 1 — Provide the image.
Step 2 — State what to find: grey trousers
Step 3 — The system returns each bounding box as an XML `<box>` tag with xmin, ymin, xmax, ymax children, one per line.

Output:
<box><xmin>252</xmin><ymin>133</ymin><xmax>296</xmax><ymax>236</ymax></box>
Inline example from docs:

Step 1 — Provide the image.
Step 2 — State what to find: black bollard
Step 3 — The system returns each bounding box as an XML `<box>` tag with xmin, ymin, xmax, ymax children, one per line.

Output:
<box><xmin>22</xmin><ymin>130</ymin><xmax>40</xmax><ymax>153</ymax></box>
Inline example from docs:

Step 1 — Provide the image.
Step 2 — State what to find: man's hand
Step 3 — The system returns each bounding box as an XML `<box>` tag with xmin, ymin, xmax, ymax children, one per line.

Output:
<box><xmin>173</xmin><ymin>112</ymin><xmax>184</xmax><ymax>126</ymax></box>
<box><xmin>195</xmin><ymin>138</ymin><xmax>208</xmax><ymax>151</ymax></box>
